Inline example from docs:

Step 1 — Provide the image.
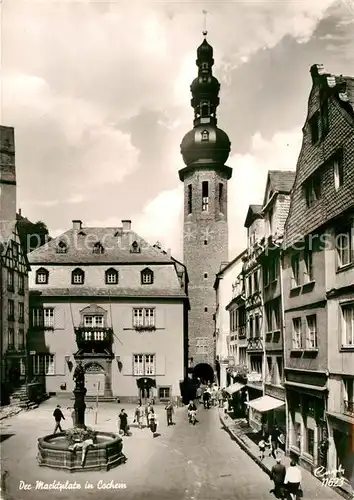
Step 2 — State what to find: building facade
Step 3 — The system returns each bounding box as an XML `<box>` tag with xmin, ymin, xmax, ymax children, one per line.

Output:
<box><xmin>179</xmin><ymin>33</ymin><xmax>232</xmax><ymax>383</ymax></box>
<box><xmin>27</xmin><ymin>220</ymin><xmax>188</xmax><ymax>403</ymax></box>
<box><xmin>214</xmin><ymin>251</ymin><xmax>246</xmax><ymax>388</ymax></box>
<box><xmin>0</xmin><ymin>126</ymin><xmax>30</xmax><ymax>403</ymax></box>
<box><xmin>226</xmin><ymin>271</ymin><xmax>247</xmax><ymax>375</ymax></box>
<box><xmin>243</xmin><ymin>205</ymin><xmax>265</xmax><ymax>408</ymax></box>
<box><xmin>283</xmin><ymin>64</ymin><xmax>354</xmax><ymax>487</ymax></box>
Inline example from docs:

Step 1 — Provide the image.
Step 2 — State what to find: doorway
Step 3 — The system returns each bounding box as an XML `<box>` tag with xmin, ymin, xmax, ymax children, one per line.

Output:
<box><xmin>84</xmin><ymin>362</ymin><xmax>105</xmax><ymax>396</ymax></box>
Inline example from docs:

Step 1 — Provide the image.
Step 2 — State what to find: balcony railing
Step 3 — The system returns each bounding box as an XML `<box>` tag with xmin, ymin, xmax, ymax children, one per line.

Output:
<box><xmin>247</xmin><ymin>336</ymin><xmax>263</xmax><ymax>350</ymax></box>
<box><xmin>75</xmin><ymin>327</ymin><xmax>113</xmax><ymax>352</ymax></box>
<box><xmin>343</xmin><ymin>400</ymin><xmax>354</xmax><ymax>417</ymax></box>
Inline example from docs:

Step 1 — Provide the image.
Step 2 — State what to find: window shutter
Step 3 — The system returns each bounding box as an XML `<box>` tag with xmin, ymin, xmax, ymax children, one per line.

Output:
<box><xmin>155</xmin><ymin>355</ymin><xmax>165</xmax><ymax>375</ymax></box>
<box><xmin>155</xmin><ymin>308</ymin><xmax>165</xmax><ymax>329</ymax></box>
<box><xmin>122</xmin><ymin>355</ymin><xmax>133</xmax><ymax>375</ymax></box>
<box><xmin>122</xmin><ymin>308</ymin><xmax>134</xmax><ymax>330</ymax></box>
<box><xmin>54</xmin><ymin>308</ymin><xmax>65</xmax><ymax>329</ymax></box>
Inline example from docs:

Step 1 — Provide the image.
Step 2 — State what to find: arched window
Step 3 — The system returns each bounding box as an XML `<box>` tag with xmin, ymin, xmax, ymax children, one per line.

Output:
<box><xmin>105</xmin><ymin>268</ymin><xmax>118</xmax><ymax>285</ymax></box>
<box><xmin>36</xmin><ymin>267</ymin><xmax>49</xmax><ymax>285</ymax></box>
<box><xmin>141</xmin><ymin>268</ymin><xmax>154</xmax><ymax>285</ymax></box>
<box><xmin>130</xmin><ymin>241</ymin><xmax>141</xmax><ymax>254</ymax></box>
<box><xmin>93</xmin><ymin>242</ymin><xmax>104</xmax><ymax>254</ymax></box>
<box><xmin>72</xmin><ymin>268</ymin><xmax>85</xmax><ymax>285</ymax></box>
<box><xmin>201</xmin><ymin>130</ymin><xmax>209</xmax><ymax>142</ymax></box>
<box><xmin>56</xmin><ymin>241</ymin><xmax>68</xmax><ymax>254</ymax></box>
<box><xmin>201</xmin><ymin>62</ymin><xmax>208</xmax><ymax>70</ymax></box>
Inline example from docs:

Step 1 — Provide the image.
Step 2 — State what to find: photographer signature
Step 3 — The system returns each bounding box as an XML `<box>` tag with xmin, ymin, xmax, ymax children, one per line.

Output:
<box><xmin>314</xmin><ymin>465</ymin><xmax>347</xmax><ymax>488</ymax></box>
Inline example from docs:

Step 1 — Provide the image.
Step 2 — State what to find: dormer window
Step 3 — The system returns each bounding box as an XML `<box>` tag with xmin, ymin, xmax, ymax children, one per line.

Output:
<box><xmin>130</xmin><ymin>241</ymin><xmax>141</xmax><ymax>254</ymax></box>
<box><xmin>78</xmin><ymin>230</ymin><xmax>86</xmax><ymax>236</ymax></box>
<box><xmin>141</xmin><ymin>268</ymin><xmax>153</xmax><ymax>285</ymax></box>
<box><xmin>56</xmin><ymin>241</ymin><xmax>68</xmax><ymax>254</ymax></box>
<box><xmin>201</xmin><ymin>130</ymin><xmax>209</xmax><ymax>142</ymax></box>
<box><xmin>93</xmin><ymin>242</ymin><xmax>104</xmax><ymax>254</ymax></box>
<box><xmin>105</xmin><ymin>268</ymin><xmax>118</xmax><ymax>285</ymax></box>
<box><xmin>72</xmin><ymin>268</ymin><xmax>85</xmax><ymax>285</ymax></box>
<box><xmin>36</xmin><ymin>268</ymin><xmax>49</xmax><ymax>285</ymax></box>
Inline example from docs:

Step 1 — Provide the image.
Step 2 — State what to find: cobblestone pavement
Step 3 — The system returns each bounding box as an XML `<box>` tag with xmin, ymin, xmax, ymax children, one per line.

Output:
<box><xmin>0</xmin><ymin>398</ymin><xmax>345</xmax><ymax>500</ymax></box>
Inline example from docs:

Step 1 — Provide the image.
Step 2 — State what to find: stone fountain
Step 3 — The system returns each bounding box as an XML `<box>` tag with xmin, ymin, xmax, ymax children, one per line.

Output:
<box><xmin>37</xmin><ymin>362</ymin><xmax>126</xmax><ymax>472</ymax></box>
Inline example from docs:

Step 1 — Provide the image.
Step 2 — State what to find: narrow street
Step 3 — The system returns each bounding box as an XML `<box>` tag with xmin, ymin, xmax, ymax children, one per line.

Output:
<box><xmin>1</xmin><ymin>400</ymin><xmax>342</xmax><ymax>500</ymax></box>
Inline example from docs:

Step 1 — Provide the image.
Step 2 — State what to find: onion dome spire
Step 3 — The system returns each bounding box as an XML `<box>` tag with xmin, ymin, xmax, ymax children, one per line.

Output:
<box><xmin>179</xmin><ymin>23</ymin><xmax>231</xmax><ymax>174</ymax></box>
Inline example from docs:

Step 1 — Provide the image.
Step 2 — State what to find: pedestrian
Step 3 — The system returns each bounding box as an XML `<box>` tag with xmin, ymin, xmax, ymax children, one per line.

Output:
<box><xmin>218</xmin><ymin>388</ymin><xmax>223</xmax><ymax>408</ymax></box>
<box><xmin>148</xmin><ymin>408</ymin><xmax>159</xmax><ymax>437</ymax></box>
<box><xmin>284</xmin><ymin>460</ymin><xmax>302</xmax><ymax>500</ymax></box>
<box><xmin>71</xmin><ymin>408</ymin><xmax>76</xmax><ymax>427</ymax></box>
<box><xmin>118</xmin><ymin>409</ymin><xmax>129</xmax><ymax>436</ymax></box>
<box><xmin>196</xmin><ymin>386</ymin><xmax>202</xmax><ymax>404</ymax></box>
<box><xmin>258</xmin><ymin>437</ymin><xmax>266</xmax><ymax>460</ymax></box>
<box><xmin>145</xmin><ymin>401</ymin><xmax>152</xmax><ymax>427</ymax></box>
<box><xmin>53</xmin><ymin>405</ymin><xmax>65</xmax><ymax>433</ymax></box>
<box><xmin>203</xmin><ymin>388</ymin><xmax>211</xmax><ymax>409</ymax></box>
<box><xmin>165</xmin><ymin>400</ymin><xmax>174</xmax><ymax>426</ymax></box>
<box><xmin>271</xmin><ymin>425</ymin><xmax>281</xmax><ymax>458</ymax></box>
<box><xmin>134</xmin><ymin>402</ymin><xmax>144</xmax><ymax>429</ymax></box>
<box><xmin>270</xmin><ymin>457</ymin><xmax>286</xmax><ymax>499</ymax></box>
<box><xmin>223</xmin><ymin>398</ymin><xmax>229</xmax><ymax>415</ymax></box>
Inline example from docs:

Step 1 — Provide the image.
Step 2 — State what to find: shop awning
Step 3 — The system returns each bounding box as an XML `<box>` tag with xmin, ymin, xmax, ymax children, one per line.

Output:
<box><xmin>246</xmin><ymin>395</ymin><xmax>285</xmax><ymax>413</ymax></box>
<box><xmin>225</xmin><ymin>382</ymin><xmax>245</xmax><ymax>395</ymax></box>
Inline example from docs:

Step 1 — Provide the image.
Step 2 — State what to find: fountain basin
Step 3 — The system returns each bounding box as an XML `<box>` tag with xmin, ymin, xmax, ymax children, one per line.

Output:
<box><xmin>37</xmin><ymin>432</ymin><xmax>126</xmax><ymax>472</ymax></box>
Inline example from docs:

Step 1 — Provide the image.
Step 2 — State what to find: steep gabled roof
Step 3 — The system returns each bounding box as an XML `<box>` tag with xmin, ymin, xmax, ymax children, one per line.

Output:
<box><xmin>263</xmin><ymin>170</ymin><xmax>296</xmax><ymax>207</ymax></box>
<box><xmin>0</xmin><ymin>221</ymin><xmax>16</xmax><ymax>256</ymax></box>
<box><xmin>244</xmin><ymin>205</ymin><xmax>263</xmax><ymax>228</ymax></box>
<box><xmin>28</xmin><ymin>226</ymin><xmax>175</xmax><ymax>265</ymax></box>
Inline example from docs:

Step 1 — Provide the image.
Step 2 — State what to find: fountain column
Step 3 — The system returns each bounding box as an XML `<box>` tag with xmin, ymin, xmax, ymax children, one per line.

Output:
<box><xmin>73</xmin><ymin>361</ymin><xmax>86</xmax><ymax>429</ymax></box>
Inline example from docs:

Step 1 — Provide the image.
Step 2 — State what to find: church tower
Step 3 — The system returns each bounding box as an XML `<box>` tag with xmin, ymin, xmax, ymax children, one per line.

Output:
<box><xmin>179</xmin><ymin>32</ymin><xmax>232</xmax><ymax>382</ymax></box>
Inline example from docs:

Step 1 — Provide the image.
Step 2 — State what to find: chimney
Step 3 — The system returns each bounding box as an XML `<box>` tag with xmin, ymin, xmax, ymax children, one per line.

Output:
<box><xmin>72</xmin><ymin>220</ymin><xmax>82</xmax><ymax>230</ymax></box>
<box><xmin>121</xmin><ymin>219</ymin><xmax>131</xmax><ymax>231</ymax></box>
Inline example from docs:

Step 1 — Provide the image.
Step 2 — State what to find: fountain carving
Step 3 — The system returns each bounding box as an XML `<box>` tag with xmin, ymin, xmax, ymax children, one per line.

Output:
<box><xmin>37</xmin><ymin>361</ymin><xmax>126</xmax><ymax>471</ymax></box>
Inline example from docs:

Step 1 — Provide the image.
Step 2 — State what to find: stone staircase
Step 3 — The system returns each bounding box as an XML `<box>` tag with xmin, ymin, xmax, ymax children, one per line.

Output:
<box><xmin>9</xmin><ymin>384</ymin><xmax>39</xmax><ymax>410</ymax></box>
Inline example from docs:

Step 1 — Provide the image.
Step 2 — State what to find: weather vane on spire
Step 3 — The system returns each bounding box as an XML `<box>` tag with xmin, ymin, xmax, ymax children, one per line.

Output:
<box><xmin>202</xmin><ymin>10</ymin><xmax>208</xmax><ymax>37</ymax></box>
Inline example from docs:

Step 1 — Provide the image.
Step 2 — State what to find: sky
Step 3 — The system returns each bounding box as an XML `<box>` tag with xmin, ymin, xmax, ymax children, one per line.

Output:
<box><xmin>1</xmin><ymin>0</ymin><xmax>354</xmax><ymax>261</ymax></box>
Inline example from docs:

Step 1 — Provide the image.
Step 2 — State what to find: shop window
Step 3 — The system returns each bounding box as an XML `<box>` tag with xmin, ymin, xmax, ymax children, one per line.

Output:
<box><xmin>307</xmin><ymin>428</ymin><xmax>315</xmax><ymax>457</ymax></box>
<box><xmin>158</xmin><ymin>387</ymin><xmax>171</xmax><ymax>400</ymax></box>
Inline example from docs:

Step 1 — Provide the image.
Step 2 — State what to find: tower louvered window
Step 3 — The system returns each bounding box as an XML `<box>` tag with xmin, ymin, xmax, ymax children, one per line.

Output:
<box><xmin>188</xmin><ymin>184</ymin><xmax>192</xmax><ymax>214</ymax></box>
<box><xmin>202</xmin><ymin>181</ymin><xmax>209</xmax><ymax>212</ymax></box>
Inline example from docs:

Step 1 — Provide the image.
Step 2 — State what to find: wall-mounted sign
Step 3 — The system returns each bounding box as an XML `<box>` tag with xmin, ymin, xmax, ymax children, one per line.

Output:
<box><xmin>247</xmin><ymin>371</ymin><xmax>262</xmax><ymax>383</ymax></box>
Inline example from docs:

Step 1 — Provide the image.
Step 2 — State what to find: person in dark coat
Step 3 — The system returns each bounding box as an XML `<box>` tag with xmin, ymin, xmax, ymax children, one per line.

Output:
<box><xmin>53</xmin><ymin>405</ymin><xmax>65</xmax><ymax>433</ymax></box>
<box><xmin>165</xmin><ymin>401</ymin><xmax>174</xmax><ymax>426</ymax></box>
<box><xmin>271</xmin><ymin>425</ymin><xmax>281</xmax><ymax>458</ymax></box>
<box><xmin>270</xmin><ymin>457</ymin><xmax>286</xmax><ymax>498</ymax></box>
<box><xmin>118</xmin><ymin>409</ymin><xmax>129</xmax><ymax>436</ymax></box>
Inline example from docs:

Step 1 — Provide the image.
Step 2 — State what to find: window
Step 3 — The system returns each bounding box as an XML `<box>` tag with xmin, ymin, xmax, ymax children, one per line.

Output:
<box><xmin>7</xmin><ymin>269</ymin><xmax>14</xmax><ymax>291</ymax></box>
<box><xmin>263</xmin><ymin>263</ymin><xmax>269</xmax><ymax>287</ymax></box>
<box><xmin>343</xmin><ymin>379</ymin><xmax>354</xmax><ymax>414</ymax></box>
<box><xmin>268</xmin><ymin>207</ymin><xmax>274</xmax><ymax>235</ymax></box>
<box><xmin>291</xmin><ymin>254</ymin><xmax>300</xmax><ymax>287</ymax></box>
<box><xmin>196</xmin><ymin>337</ymin><xmax>208</xmax><ymax>354</ymax></box>
<box><xmin>44</xmin><ymin>308</ymin><xmax>54</xmax><ymax>328</ymax></box>
<box><xmin>8</xmin><ymin>328</ymin><xmax>14</xmax><ymax>348</ymax></box>
<box><xmin>219</xmin><ymin>183</ymin><xmax>224</xmax><ymax>213</ymax></box>
<box><xmin>249</xmin><ymin>316</ymin><xmax>254</xmax><ymax>338</ymax></box>
<box><xmin>248</xmin><ymin>275</ymin><xmax>253</xmax><ymax>296</ymax></box>
<box><xmin>105</xmin><ymin>268</ymin><xmax>118</xmax><ymax>284</ymax></box>
<box><xmin>92</xmin><ymin>242</ymin><xmax>104</xmax><ymax>254</ymax></box>
<box><xmin>265</xmin><ymin>303</ymin><xmax>272</xmax><ymax>332</ymax></box>
<box><xmin>204</xmin><ymin>240</ymin><xmax>208</xmax><ymax>245</ymax></box>
<box><xmin>204</xmin><ymin>307</ymin><xmax>208</xmax><ymax>312</ymax></box>
<box><xmin>304</xmin><ymin>249</ymin><xmax>314</xmax><ymax>282</ymax></box>
<box><xmin>18</xmin><ymin>329</ymin><xmax>25</xmax><ymax>350</ymax></box>
<box><xmin>341</xmin><ymin>304</ymin><xmax>354</xmax><ymax>347</ymax></box>
<box><xmin>204</xmin><ymin>273</ymin><xmax>208</xmax><ymax>279</ymax></box>
<box><xmin>18</xmin><ymin>274</ymin><xmax>24</xmax><ymax>295</ymax></box>
<box><xmin>36</xmin><ymin>268</ymin><xmax>49</xmax><ymax>285</ymax></box>
<box><xmin>141</xmin><ymin>268</ymin><xmax>153</xmax><ymax>285</ymax></box>
<box><xmin>72</xmin><ymin>268</ymin><xmax>84</xmax><ymax>284</ymax></box>
<box><xmin>8</xmin><ymin>300</ymin><xmax>14</xmax><ymax>321</ymax></box>
<box><xmin>276</xmin><ymin>357</ymin><xmax>283</xmax><ymax>384</ymax></box>
<box><xmin>309</xmin><ymin>111</ymin><xmax>319</xmax><ymax>144</ymax></box>
<box><xmin>336</xmin><ymin>224</ymin><xmax>353</xmax><ymax>267</ymax></box>
<box><xmin>32</xmin><ymin>308</ymin><xmax>43</xmax><ymax>328</ymax></box>
<box><xmin>201</xmin><ymin>130</ymin><xmax>209</xmax><ymax>141</ymax></box>
<box><xmin>201</xmin><ymin>62</ymin><xmax>208</xmax><ymax>71</ymax></box>
<box><xmin>254</xmin><ymin>271</ymin><xmax>259</xmax><ymax>291</ymax></box>
<box><xmin>12</xmin><ymin>242</ymin><xmax>18</xmax><ymax>259</ymax></box>
<box><xmin>133</xmin><ymin>354</ymin><xmax>155</xmax><ymax>375</ymax></box>
<box><xmin>255</xmin><ymin>315</ymin><xmax>260</xmax><ymax>337</ymax></box>
<box><xmin>158</xmin><ymin>387</ymin><xmax>171</xmax><ymax>400</ymax></box>
<box><xmin>32</xmin><ymin>354</ymin><xmax>55</xmax><ymax>375</ymax></box>
<box><xmin>201</xmin><ymin>101</ymin><xmax>210</xmax><ymax>117</ymax></box>
<box><xmin>133</xmin><ymin>308</ymin><xmax>155</xmax><ymax>328</ymax></box>
<box><xmin>304</xmin><ymin>172</ymin><xmax>321</xmax><ymax>207</ymax></box>
<box><xmin>56</xmin><ymin>241</ymin><xmax>67</xmax><ymax>253</ymax></box>
<box><xmin>306</xmin><ymin>315</ymin><xmax>317</xmax><ymax>349</ymax></box>
<box><xmin>269</xmin><ymin>256</ymin><xmax>278</xmax><ymax>282</ymax></box>
<box><xmin>18</xmin><ymin>302</ymin><xmax>24</xmax><ymax>323</ymax></box>
<box><xmin>333</xmin><ymin>150</ymin><xmax>344</xmax><ymax>190</ymax></box>
<box><xmin>188</xmin><ymin>184</ymin><xmax>192</xmax><ymax>214</ymax></box>
<box><xmin>292</xmin><ymin>318</ymin><xmax>302</xmax><ymax>349</ymax></box>
<box><xmin>84</xmin><ymin>315</ymin><xmax>103</xmax><ymax>327</ymax></box>
<box><xmin>307</xmin><ymin>428</ymin><xmax>315</xmax><ymax>457</ymax></box>
<box><xmin>202</xmin><ymin>181</ymin><xmax>209</xmax><ymax>211</ymax></box>
<box><xmin>130</xmin><ymin>241</ymin><xmax>141</xmax><ymax>254</ymax></box>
